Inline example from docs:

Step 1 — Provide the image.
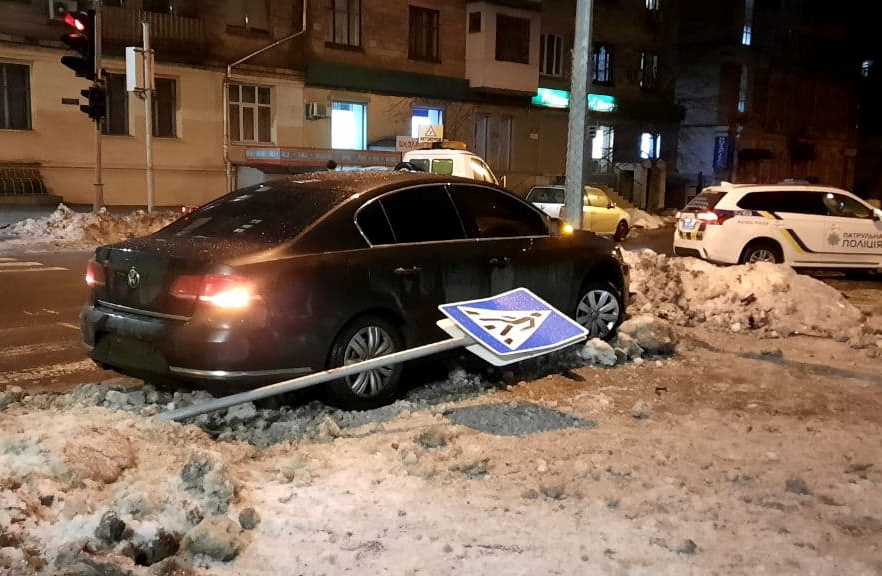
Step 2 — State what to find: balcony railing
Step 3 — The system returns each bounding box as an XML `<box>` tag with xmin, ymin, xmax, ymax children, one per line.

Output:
<box><xmin>101</xmin><ymin>6</ymin><xmax>205</xmax><ymax>60</ymax></box>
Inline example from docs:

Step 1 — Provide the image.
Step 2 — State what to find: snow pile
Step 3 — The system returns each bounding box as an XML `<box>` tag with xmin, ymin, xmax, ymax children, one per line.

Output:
<box><xmin>5</xmin><ymin>204</ymin><xmax>179</xmax><ymax>247</ymax></box>
<box><xmin>626</xmin><ymin>207</ymin><xmax>674</xmax><ymax>229</ymax></box>
<box><xmin>624</xmin><ymin>249</ymin><xmax>871</xmax><ymax>342</ymax></box>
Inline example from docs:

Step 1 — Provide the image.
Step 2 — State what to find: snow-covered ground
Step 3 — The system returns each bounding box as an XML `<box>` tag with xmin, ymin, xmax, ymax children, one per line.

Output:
<box><xmin>2</xmin><ymin>206</ymin><xmax>882</xmax><ymax>575</ymax></box>
<box><xmin>626</xmin><ymin>207</ymin><xmax>675</xmax><ymax>230</ymax></box>
<box><xmin>1</xmin><ymin>204</ymin><xmax>179</xmax><ymax>251</ymax></box>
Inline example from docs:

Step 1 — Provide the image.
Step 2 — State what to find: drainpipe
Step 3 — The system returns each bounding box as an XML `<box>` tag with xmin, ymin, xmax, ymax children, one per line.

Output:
<box><xmin>223</xmin><ymin>1</ymin><xmax>308</xmax><ymax>192</ymax></box>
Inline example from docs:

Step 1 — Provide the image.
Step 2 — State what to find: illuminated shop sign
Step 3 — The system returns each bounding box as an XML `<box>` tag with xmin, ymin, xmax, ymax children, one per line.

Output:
<box><xmin>531</xmin><ymin>88</ymin><xmax>617</xmax><ymax>112</ymax></box>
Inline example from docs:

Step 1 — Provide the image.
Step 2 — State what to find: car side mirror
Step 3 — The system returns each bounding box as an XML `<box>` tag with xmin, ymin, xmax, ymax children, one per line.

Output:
<box><xmin>874</xmin><ymin>208</ymin><xmax>882</xmax><ymax>221</ymax></box>
<box><xmin>607</xmin><ymin>202</ymin><xmax>616</xmax><ymax>209</ymax></box>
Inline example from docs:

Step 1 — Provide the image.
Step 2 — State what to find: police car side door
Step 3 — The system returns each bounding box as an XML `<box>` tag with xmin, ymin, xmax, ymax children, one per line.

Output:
<box><xmin>821</xmin><ymin>193</ymin><xmax>882</xmax><ymax>267</ymax></box>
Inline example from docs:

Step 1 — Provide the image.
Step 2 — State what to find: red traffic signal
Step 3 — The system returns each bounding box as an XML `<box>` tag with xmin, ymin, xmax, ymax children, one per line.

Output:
<box><xmin>60</xmin><ymin>10</ymin><xmax>95</xmax><ymax>81</ymax></box>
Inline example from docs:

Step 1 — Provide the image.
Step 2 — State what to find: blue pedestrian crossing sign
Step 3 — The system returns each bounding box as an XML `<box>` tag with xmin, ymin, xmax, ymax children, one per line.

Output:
<box><xmin>437</xmin><ymin>288</ymin><xmax>590</xmax><ymax>366</ymax></box>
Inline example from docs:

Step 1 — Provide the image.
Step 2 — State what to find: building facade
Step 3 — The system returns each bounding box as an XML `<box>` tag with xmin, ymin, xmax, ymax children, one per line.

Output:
<box><xmin>1</xmin><ymin>0</ymin><xmax>682</xmax><ymax>207</ymax></box>
<box><xmin>676</xmin><ymin>0</ymin><xmax>861</xmax><ymax>199</ymax></box>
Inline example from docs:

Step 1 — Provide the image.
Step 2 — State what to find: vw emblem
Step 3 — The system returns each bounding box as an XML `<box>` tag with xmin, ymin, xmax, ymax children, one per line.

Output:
<box><xmin>127</xmin><ymin>267</ymin><xmax>140</xmax><ymax>289</ymax></box>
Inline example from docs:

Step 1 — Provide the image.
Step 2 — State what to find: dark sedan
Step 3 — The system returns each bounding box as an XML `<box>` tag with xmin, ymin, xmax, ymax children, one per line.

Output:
<box><xmin>81</xmin><ymin>172</ymin><xmax>629</xmax><ymax>410</ymax></box>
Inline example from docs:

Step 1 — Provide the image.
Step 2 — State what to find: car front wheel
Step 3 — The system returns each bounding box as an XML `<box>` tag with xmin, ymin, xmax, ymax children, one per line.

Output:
<box><xmin>575</xmin><ymin>281</ymin><xmax>623</xmax><ymax>340</ymax></box>
<box><xmin>613</xmin><ymin>220</ymin><xmax>629</xmax><ymax>242</ymax></box>
<box><xmin>326</xmin><ymin>316</ymin><xmax>404</xmax><ymax>410</ymax></box>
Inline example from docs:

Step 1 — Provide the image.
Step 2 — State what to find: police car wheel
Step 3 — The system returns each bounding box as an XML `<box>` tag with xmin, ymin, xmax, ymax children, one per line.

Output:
<box><xmin>575</xmin><ymin>281</ymin><xmax>623</xmax><ymax>340</ymax></box>
<box><xmin>326</xmin><ymin>315</ymin><xmax>404</xmax><ymax>410</ymax></box>
<box><xmin>740</xmin><ymin>241</ymin><xmax>782</xmax><ymax>264</ymax></box>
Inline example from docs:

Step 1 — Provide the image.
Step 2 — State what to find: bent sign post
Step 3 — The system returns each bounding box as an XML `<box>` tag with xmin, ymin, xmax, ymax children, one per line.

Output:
<box><xmin>157</xmin><ymin>289</ymin><xmax>589</xmax><ymax>422</ymax></box>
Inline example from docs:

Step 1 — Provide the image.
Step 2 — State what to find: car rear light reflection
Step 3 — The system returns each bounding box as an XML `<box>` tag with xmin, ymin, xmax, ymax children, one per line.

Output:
<box><xmin>85</xmin><ymin>258</ymin><xmax>105</xmax><ymax>287</ymax></box>
<box><xmin>696</xmin><ymin>210</ymin><xmax>732</xmax><ymax>224</ymax></box>
<box><xmin>171</xmin><ymin>274</ymin><xmax>257</xmax><ymax>309</ymax></box>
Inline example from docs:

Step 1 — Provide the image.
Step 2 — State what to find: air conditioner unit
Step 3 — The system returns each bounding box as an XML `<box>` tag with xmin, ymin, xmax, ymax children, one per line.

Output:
<box><xmin>49</xmin><ymin>0</ymin><xmax>77</xmax><ymax>20</ymax></box>
<box><xmin>306</xmin><ymin>102</ymin><xmax>328</xmax><ymax>120</ymax></box>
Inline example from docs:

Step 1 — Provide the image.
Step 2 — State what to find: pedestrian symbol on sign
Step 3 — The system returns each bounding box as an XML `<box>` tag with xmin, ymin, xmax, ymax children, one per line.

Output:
<box><xmin>438</xmin><ymin>288</ymin><xmax>589</xmax><ymax>366</ymax></box>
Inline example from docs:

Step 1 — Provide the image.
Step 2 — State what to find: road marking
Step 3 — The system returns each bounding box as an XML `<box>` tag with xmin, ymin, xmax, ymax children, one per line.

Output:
<box><xmin>0</xmin><ymin>266</ymin><xmax>68</xmax><ymax>273</ymax></box>
<box><xmin>0</xmin><ymin>257</ymin><xmax>69</xmax><ymax>273</ymax></box>
<box><xmin>0</xmin><ymin>359</ymin><xmax>99</xmax><ymax>385</ymax></box>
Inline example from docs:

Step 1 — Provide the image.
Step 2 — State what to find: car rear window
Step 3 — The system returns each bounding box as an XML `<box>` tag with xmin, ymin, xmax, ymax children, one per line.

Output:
<box><xmin>527</xmin><ymin>187</ymin><xmax>564</xmax><ymax>204</ymax></box>
<box><xmin>684</xmin><ymin>191</ymin><xmax>727</xmax><ymax>211</ymax></box>
<box><xmin>157</xmin><ymin>184</ymin><xmax>345</xmax><ymax>243</ymax></box>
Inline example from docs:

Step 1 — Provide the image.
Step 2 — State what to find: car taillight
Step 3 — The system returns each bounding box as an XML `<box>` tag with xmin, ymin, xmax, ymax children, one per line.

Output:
<box><xmin>170</xmin><ymin>274</ymin><xmax>258</xmax><ymax>309</ymax></box>
<box><xmin>85</xmin><ymin>258</ymin><xmax>105</xmax><ymax>287</ymax></box>
<box><xmin>696</xmin><ymin>210</ymin><xmax>732</xmax><ymax>225</ymax></box>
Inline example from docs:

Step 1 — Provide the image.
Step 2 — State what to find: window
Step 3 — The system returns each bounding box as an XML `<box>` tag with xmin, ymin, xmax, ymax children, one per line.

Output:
<box><xmin>640</xmin><ymin>52</ymin><xmax>659</xmax><ymax>90</ymax></box>
<box><xmin>159</xmin><ymin>184</ymin><xmax>346</xmax><ymax>244</ymax></box>
<box><xmin>639</xmin><ymin>132</ymin><xmax>661</xmax><ymax>160</ymax></box>
<box><xmin>355</xmin><ymin>201</ymin><xmax>395</xmax><ymax>245</ymax></box>
<box><xmin>102</xmin><ymin>74</ymin><xmax>129</xmax><ymax>136</ymax></box>
<box><xmin>862</xmin><ymin>60</ymin><xmax>873</xmax><ymax>78</ymax></box>
<box><xmin>380</xmin><ymin>186</ymin><xmax>464</xmax><ymax>243</ymax></box>
<box><xmin>646</xmin><ymin>0</ymin><xmax>660</xmax><ymax>9</ymax></box>
<box><xmin>592</xmin><ymin>44</ymin><xmax>614</xmax><ymax>85</ymax></box>
<box><xmin>409</xmin><ymin>6</ymin><xmax>440</xmax><ymax>62</ymax></box>
<box><xmin>475</xmin><ymin>114</ymin><xmax>489</xmax><ymax>159</ymax></box>
<box><xmin>737</xmin><ymin>64</ymin><xmax>749</xmax><ymax>113</ymax></box>
<box><xmin>449</xmin><ymin>185</ymin><xmax>548</xmax><ymax>239</ymax></box>
<box><xmin>329</xmin><ymin>0</ymin><xmax>361</xmax><ymax>47</ymax></box>
<box><xmin>229</xmin><ymin>84</ymin><xmax>272</xmax><ymax>143</ymax></box>
<box><xmin>822</xmin><ymin>193</ymin><xmax>872</xmax><ymax>219</ymax></box>
<box><xmin>0</xmin><ymin>63</ymin><xmax>30</xmax><ymax>131</ymax></box>
<box><xmin>499</xmin><ymin>116</ymin><xmax>512</xmax><ymax>172</ymax></box>
<box><xmin>742</xmin><ymin>0</ymin><xmax>754</xmax><ymax>46</ymax></box>
<box><xmin>331</xmin><ymin>101</ymin><xmax>366</xmax><ymax>150</ymax></box>
<box><xmin>468</xmin><ymin>11</ymin><xmax>482</xmax><ymax>33</ymax></box>
<box><xmin>152</xmin><ymin>78</ymin><xmax>176</xmax><ymax>138</ymax></box>
<box><xmin>586</xmin><ymin>189</ymin><xmax>612</xmax><ymax>209</ymax></box>
<box><xmin>411</xmin><ymin>107</ymin><xmax>443</xmax><ymax>138</ymax></box>
<box><xmin>143</xmin><ymin>0</ymin><xmax>172</xmax><ymax>13</ymax></box>
<box><xmin>526</xmin><ymin>187</ymin><xmax>564</xmax><ymax>204</ymax></box>
<box><xmin>226</xmin><ymin>0</ymin><xmax>269</xmax><ymax>31</ymax></box>
<box><xmin>591</xmin><ymin>125</ymin><xmax>614</xmax><ymax>172</ymax></box>
<box><xmin>470</xmin><ymin>158</ymin><xmax>495</xmax><ymax>183</ymax></box>
<box><xmin>495</xmin><ymin>15</ymin><xmax>530</xmax><ymax>64</ymax></box>
<box><xmin>540</xmin><ymin>34</ymin><xmax>563</xmax><ymax>77</ymax></box>
<box><xmin>737</xmin><ymin>191</ymin><xmax>826</xmax><ymax>215</ymax></box>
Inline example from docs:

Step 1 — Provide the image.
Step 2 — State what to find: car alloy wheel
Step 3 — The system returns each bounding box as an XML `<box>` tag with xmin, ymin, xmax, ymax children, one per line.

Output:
<box><xmin>576</xmin><ymin>285</ymin><xmax>621</xmax><ymax>339</ymax></box>
<box><xmin>343</xmin><ymin>325</ymin><xmax>396</xmax><ymax>397</ymax></box>
<box><xmin>747</xmin><ymin>248</ymin><xmax>777</xmax><ymax>263</ymax></box>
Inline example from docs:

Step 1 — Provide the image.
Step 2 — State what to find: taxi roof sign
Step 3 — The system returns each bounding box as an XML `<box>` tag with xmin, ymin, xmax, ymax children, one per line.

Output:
<box><xmin>438</xmin><ymin>288</ymin><xmax>589</xmax><ymax>366</ymax></box>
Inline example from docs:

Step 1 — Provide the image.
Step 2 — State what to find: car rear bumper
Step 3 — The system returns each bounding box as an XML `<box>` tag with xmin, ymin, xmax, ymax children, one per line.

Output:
<box><xmin>80</xmin><ymin>303</ymin><xmax>314</xmax><ymax>387</ymax></box>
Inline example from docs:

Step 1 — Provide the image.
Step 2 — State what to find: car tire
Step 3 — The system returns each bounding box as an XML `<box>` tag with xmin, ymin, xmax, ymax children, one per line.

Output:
<box><xmin>326</xmin><ymin>315</ymin><xmax>404</xmax><ymax>410</ymax></box>
<box><xmin>574</xmin><ymin>280</ymin><xmax>624</xmax><ymax>341</ymax></box>
<box><xmin>740</xmin><ymin>240</ymin><xmax>783</xmax><ymax>264</ymax></box>
<box><xmin>613</xmin><ymin>220</ymin><xmax>629</xmax><ymax>242</ymax></box>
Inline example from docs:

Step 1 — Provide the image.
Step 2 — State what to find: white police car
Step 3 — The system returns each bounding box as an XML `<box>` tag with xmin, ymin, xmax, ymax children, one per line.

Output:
<box><xmin>673</xmin><ymin>182</ymin><xmax>882</xmax><ymax>269</ymax></box>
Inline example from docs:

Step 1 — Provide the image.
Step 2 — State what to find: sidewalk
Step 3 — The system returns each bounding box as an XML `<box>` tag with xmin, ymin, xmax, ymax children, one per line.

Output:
<box><xmin>0</xmin><ymin>204</ymin><xmax>175</xmax><ymax>229</ymax></box>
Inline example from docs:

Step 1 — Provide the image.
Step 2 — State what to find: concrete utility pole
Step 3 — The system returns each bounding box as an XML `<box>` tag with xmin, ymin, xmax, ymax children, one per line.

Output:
<box><xmin>564</xmin><ymin>0</ymin><xmax>593</xmax><ymax>228</ymax></box>
<box><xmin>142</xmin><ymin>20</ymin><xmax>154</xmax><ymax>212</ymax></box>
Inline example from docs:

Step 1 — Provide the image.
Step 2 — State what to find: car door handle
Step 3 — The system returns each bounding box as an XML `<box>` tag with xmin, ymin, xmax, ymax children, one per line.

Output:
<box><xmin>489</xmin><ymin>257</ymin><xmax>511</xmax><ymax>267</ymax></box>
<box><xmin>393</xmin><ymin>266</ymin><xmax>422</xmax><ymax>276</ymax></box>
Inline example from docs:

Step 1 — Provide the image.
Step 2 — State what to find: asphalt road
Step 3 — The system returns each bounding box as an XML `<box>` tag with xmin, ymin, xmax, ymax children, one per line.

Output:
<box><xmin>0</xmin><ymin>225</ymin><xmax>878</xmax><ymax>394</ymax></box>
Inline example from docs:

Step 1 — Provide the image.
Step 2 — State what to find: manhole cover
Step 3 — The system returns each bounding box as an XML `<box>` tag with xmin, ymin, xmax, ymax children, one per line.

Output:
<box><xmin>445</xmin><ymin>402</ymin><xmax>594</xmax><ymax>436</ymax></box>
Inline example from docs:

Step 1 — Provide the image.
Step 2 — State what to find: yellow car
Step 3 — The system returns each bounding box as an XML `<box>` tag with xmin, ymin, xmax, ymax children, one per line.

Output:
<box><xmin>527</xmin><ymin>185</ymin><xmax>631</xmax><ymax>241</ymax></box>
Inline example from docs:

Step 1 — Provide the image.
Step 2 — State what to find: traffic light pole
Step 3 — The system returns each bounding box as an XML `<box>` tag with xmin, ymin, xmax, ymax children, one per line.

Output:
<box><xmin>93</xmin><ymin>8</ymin><xmax>103</xmax><ymax>212</ymax></box>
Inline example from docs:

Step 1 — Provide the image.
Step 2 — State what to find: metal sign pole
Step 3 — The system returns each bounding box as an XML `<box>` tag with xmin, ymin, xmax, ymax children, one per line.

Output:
<box><xmin>93</xmin><ymin>7</ymin><xmax>103</xmax><ymax>212</ymax></box>
<box><xmin>156</xmin><ymin>335</ymin><xmax>473</xmax><ymax>422</ymax></box>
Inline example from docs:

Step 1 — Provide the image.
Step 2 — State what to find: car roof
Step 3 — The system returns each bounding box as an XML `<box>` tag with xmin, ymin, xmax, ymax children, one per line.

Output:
<box><xmin>706</xmin><ymin>182</ymin><xmax>853</xmax><ymax>195</ymax></box>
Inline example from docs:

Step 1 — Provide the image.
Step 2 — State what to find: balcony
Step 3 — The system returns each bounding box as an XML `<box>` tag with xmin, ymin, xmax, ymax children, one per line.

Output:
<box><xmin>465</xmin><ymin>1</ymin><xmax>541</xmax><ymax>94</ymax></box>
<box><xmin>101</xmin><ymin>6</ymin><xmax>206</xmax><ymax>62</ymax></box>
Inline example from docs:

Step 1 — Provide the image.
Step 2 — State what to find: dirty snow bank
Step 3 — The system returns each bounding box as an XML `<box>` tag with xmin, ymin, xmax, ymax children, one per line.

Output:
<box><xmin>626</xmin><ymin>207</ymin><xmax>674</xmax><ymax>229</ymax></box>
<box><xmin>624</xmin><ymin>249</ymin><xmax>873</xmax><ymax>342</ymax></box>
<box><xmin>3</xmin><ymin>204</ymin><xmax>179</xmax><ymax>248</ymax></box>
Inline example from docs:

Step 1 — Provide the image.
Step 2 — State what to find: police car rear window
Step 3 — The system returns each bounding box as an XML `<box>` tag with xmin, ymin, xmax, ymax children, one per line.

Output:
<box><xmin>684</xmin><ymin>191</ymin><xmax>726</xmax><ymax>211</ymax></box>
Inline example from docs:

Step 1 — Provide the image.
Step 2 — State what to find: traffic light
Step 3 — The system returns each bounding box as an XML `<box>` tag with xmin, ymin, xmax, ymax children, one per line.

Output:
<box><xmin>80</xmin><ymin>86</ymin><xmax>106</xmax><ymax>122</ymax></box>
<box><xmin>60</xmin><ymin>10</ymin><xmax>96</xmax><ymax>81</ymax></box>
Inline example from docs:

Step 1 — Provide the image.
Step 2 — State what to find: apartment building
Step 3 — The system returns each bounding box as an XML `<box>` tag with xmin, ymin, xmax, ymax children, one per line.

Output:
<box><xmin>676</xmin><ymin>0</ymin><xmax>861</xmax><ymax>195</ymax></box>
<box><xmin>0</xmin><ymin>0</ymin><xmax>682</xmax><ymax>206</ymax></box>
